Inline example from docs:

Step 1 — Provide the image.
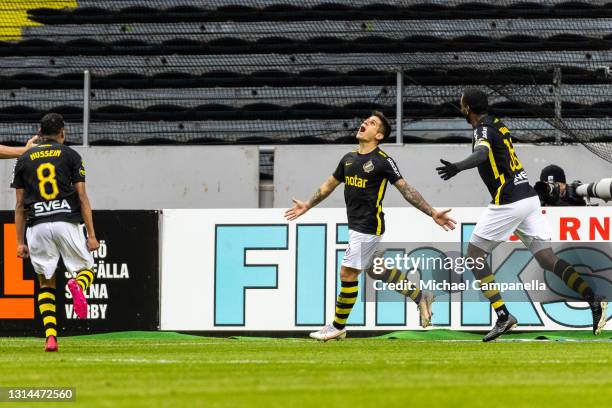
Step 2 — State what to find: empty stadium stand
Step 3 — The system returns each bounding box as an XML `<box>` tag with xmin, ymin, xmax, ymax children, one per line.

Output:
<box><xmin>0</xmin><ymin>0</ymin><xmax>611</xmax><ymax>155</ymax></box>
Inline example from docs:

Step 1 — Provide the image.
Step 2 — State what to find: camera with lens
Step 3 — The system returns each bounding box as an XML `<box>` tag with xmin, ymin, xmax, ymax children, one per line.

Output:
<box><xmin>535</xmin><ymin>179</ymin><xmax>584</xmax><ymax>206</ymax></box>
<box><xmin>535</xmin><ymin>165</ymin><xmax>612</xmax><ymax>206</ymax></box>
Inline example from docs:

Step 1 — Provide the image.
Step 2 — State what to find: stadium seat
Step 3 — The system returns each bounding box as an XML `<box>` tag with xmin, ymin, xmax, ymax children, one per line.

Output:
<box><xmin>0</xmin><ymin>0</ymin><xmax>610</xmax><ymax>145</ymax></box>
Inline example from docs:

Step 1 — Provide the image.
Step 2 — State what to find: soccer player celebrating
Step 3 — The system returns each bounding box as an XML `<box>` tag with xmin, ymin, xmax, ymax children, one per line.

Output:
<box><xmin>285</xmin><ymin>111</ymin><xmax>456</xmax><ymax>341</ymax></box>
<box><xmin>436</xmin><ymin>88</ymin><xmax>608</xmax><ymax>341</ymax></box>
<box><xmin>11</xmin><ymin>113</ymin><xmax>100</xmax><ymax>352</ymax></box>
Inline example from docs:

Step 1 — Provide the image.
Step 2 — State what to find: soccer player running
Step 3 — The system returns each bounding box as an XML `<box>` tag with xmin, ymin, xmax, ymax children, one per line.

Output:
<box><xmin>285</xmin><ymin>111</ymin><xmax>456</xmax><ymax>341</ymax></box>
<box><xmin>436</xmin><ymin>88</ymin><xmax>608</xmax><ymax>341</ymax></box>
<box><xmin>11</xmin><ymin>113</ymin><xmax>100</xmax><ymax>352</ymax></box>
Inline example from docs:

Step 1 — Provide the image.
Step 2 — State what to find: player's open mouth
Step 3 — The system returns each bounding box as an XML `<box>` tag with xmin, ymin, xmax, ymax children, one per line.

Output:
<box><xmin>359</xmin><ymin>125</ymin><xmax>366</xmax><ymax>133</ymax></box>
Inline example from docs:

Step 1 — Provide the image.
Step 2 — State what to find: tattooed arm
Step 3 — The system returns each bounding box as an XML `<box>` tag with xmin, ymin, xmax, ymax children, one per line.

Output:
<box><xmin>285</xmin><ymin>176</ymin><xmax>341</xmax><ymax>221</ymax></box>
<box><xmin>307</xmin><ymin>176</ymin><xmax>340</xmax><ymax>208</ymax></box>
<box><xmin>394</xmin><ymin>178</ymin><xmax>434</xmax><ymax>216</ymax></box>
<box><xmin>394</xmin><ymin>178</ymin><xmax>457</xmax><ymax>231</ymax></box>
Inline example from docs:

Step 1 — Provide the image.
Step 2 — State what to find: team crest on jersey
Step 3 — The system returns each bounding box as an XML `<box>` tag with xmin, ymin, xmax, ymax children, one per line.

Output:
<box><xmin>363</xmin><ymin>160</ymin><xmax>375</xmax><ymax>173</ymax></box>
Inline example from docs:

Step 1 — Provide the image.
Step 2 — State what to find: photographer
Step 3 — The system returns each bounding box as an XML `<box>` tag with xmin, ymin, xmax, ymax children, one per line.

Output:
<box><xmin>534</xmin><ymin>164</ymin><xmax>586</xmax><ymax>207</ymax></box>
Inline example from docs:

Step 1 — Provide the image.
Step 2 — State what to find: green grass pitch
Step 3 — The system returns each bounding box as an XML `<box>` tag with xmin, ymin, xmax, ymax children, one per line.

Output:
<box><xmin>1</xmin><ymin>331</ymin><xmax>610</xmax><ymax>408</ymax></box>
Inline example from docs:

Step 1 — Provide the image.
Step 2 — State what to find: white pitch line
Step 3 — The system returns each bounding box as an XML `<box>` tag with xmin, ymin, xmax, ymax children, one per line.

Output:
<box><xmin>71</xmin><ymin>357</ymin><xmax>324</xmax><ymax>365</ymax></box>
<box><xmin>66</xmin><ymin>341</ymin><xmax>232</xmax><ymax>346</ymax></box>
<box><xmin>73</xmin><ymin>357</ymin><xmax>181</xmax><ymax>364</ymax></box>
<box><xmin>56</xmin><ymin>357</ymin><xmax>612</xmax><ymax>366</ymax></box>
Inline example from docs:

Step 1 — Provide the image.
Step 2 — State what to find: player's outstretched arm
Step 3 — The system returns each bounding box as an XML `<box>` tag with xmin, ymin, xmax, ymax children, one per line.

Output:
<box><xmin>14</xmin><ymin>189</ymin><xmax>29</xmax><ymax>258</ymax></box>
<box><xmin>436</xmin><ymin>145</ymin><xmax>488</xmax><ymax>180</ymax></box>
<box><xmin>393</xmin><ymin>178</ymin><xmax>456</xmax><ymax>231</ymax></box>
<box><xmin>0</xmin><ymin>135</ymin><xmax>39</xmax><ymax>159</ymax></box>
<box><xmin>75</xmin><ymin>182</ymin><xmax>100</xmax><ymax>252</ymax></box>
<box><xmin>284</xmin><ymin>176</ymin><xmax>340</xmax><ymax>221</ymax></box>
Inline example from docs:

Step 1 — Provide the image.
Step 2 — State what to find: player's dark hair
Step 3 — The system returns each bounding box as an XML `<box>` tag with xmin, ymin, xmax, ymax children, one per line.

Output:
<box><xmin>372</xmin><ymin>111</ymin><xmax>391</xmax><ymax>143</ymax></box>
<box><xmin>462</xmin><ymin>88</ymin><xmax>488</xmax><ymax>115</ymax></box>
<box><xmin>40</xmin><ymin>113</ymin><xmax>65</xmax><ymax>138</ymax></box>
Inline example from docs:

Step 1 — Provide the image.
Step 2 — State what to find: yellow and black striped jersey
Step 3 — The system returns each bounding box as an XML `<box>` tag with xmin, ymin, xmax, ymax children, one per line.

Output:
<box><xmin>11</xmin><ymin>140</ymin><xmax>86</xmax><ymax>226</ymax></box>
<box><xmin>332</xmin><ymin>147</ymin><xmax>402</xmax><ymax>235</ymax></box>
<box><xmin>472</xmin><ymin>116</ymin><xmax>537</xmax><ymax>205</ymax></box>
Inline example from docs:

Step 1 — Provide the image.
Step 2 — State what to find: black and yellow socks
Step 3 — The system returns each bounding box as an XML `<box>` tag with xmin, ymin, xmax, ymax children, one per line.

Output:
<box><xmin>75</xmin><ymin>268</ymin><xmax>95</xmax><ymax>293</ymax></box>
<box><xmin>384</xmin><ymin>268</ymin><xmax>422</xmax><ymax>303</ymax></box>
<box><xmin>478</xmin><ymin>273</ymin><xmax>510</xmax><ymax>320</ymax></box>
<box><xmin>472</xmin><ymin>260</ymin><xmax>510</xmax><ymax>321</ymax></box>
<box><xmin>332</xmin><ymin>280</ymin><xmax>359</xmax><ymax>330</ymax></box>
<box><xmin>553</xmin><ymin>259</ymin><xmax>595</xmax><ymax>301</ymax></box>
<box><xmin>38</xmin><ymin>287</ymin><xmax>57</xmax><ymax>339</ymax></box>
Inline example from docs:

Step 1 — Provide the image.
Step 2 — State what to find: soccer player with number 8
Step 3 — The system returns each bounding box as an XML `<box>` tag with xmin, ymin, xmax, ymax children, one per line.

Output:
<box><xmin>11</xmin><ymin>113</ymin><xmax>100</xmax><ymax>352</ymax></box>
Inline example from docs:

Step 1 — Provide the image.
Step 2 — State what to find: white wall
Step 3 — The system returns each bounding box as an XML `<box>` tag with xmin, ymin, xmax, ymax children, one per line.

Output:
<box><xmin>1</xmin><ymin>144</ymin><xmax>608</xmax><ymax>210</ymax></box>
<box><xmin>274</xmin><ymin>144</ymin><xmax>612</xmax><ymax>208</ymax></box>
<box><xmin>0</xmin><ymin>146</ymin><xmax>260</xmax><ymax>210</ymax></box>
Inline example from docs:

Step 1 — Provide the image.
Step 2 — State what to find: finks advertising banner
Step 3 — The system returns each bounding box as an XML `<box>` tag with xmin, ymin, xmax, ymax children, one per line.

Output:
<box><xmin>0</xmin><ymin>211</ymin><xmax>159</xmax><ymax>335</ymax></box>
<box><xmin>161</xmin><ymin>208</ymin><xmax>612</xmax><ymax>332</ymax></box>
